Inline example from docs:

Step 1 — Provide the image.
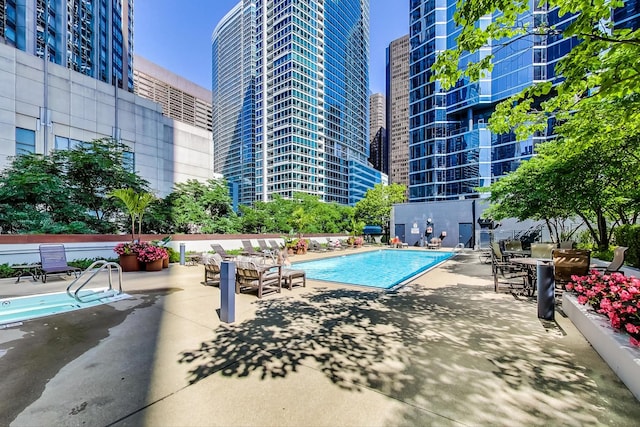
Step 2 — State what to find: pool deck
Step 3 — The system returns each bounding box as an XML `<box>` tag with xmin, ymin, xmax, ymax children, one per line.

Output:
<box><xmin>1</xmin><ymin>247</ymin><xmax>639</xmax><ymax>426</ymax></box>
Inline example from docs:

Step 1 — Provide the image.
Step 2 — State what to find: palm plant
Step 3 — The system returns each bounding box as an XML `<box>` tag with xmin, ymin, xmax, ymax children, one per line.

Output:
<box><xmin>109</xmin><ymin>188</ymin><xmax>155</xmax><ymax>241</ymax></box>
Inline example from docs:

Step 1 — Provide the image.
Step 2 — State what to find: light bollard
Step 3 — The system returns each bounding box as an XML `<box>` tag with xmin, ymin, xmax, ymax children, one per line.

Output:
<box><xmin>537</xmin><ymin>260</ymin><xmax>555</xmax><ymax>321</ymax></box>
<box><xmin>220</xmin><ymin>261</ymin><xmax>236</xmax><ymax>323</ymax></box>
<box><xmin>179</xmin><ymin>243</ymin><xmax>185</xmax><ymax>265</ymax></box>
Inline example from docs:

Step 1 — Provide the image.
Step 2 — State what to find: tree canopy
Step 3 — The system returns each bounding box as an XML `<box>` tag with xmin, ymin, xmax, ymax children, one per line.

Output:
<box><xmin>354</xmin><ymin>183</ymin><xmax>407</xmax><ymax>236</ymax></box>
<box><xmin>433</xmin><ymin>0</ymin><xmax>640</xmax><ymax>140</ymax></box>
<box><xmin>0</xmin><ymin>139</ymin><xmax>148</xmax><ymax>234</ymax></box>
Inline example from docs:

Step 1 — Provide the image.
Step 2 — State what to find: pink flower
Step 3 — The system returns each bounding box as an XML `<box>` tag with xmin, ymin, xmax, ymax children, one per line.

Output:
<box><xmin>625</xmin><ymin>323</ymin><xmax>639</xmax><ymax>334</ymax></box>
<box><xmin>577</xmin><ymin>295</ymin><xmax>588</xmax><ymax>305</ymax></box>
<box><xmin>630</xmin><ymin>337</ymin><xmax>640</xmax><ymax>347</ymax></box>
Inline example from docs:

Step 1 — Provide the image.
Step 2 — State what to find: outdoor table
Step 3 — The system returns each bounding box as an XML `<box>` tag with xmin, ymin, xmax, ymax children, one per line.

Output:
<box><xmin>509</xmin><ymin>257</ymin><xmax>552</xmax><ymax>297</ymax></box>
<box><xmin>13</xmin><ymin>263</ymin><xmax>42</xmax><ymax>283</ymax></box>
<box><xmin>503</xmin><ymin>249</ymin><xmax>531</xmax><ymax>258</ymax></box>
<box><xmin>186</xmin><ymin>254</ymin><xmax>202</xmax><ymax>266</ymax></box>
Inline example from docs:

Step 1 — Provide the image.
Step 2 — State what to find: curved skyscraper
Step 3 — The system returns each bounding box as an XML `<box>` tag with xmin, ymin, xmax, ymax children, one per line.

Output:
<box><xmin>212</xmin><ymin>0</ymin><xmax>374</xmax><ymax>205</ymax></box>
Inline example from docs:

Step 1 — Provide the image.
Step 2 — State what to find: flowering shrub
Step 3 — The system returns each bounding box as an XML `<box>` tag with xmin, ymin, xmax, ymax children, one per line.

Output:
<box><xmin>566</xmin><ymin>271</ymin><xmax>640</xmax><ymax>347</ymax></box>
<box><xmin>294</xmin><ymin>239</ymin><xmax>308</xmax><ymax>251</ymax></box>
<box><xmin>114</xmin><ymin>242</ymin><xmax>141</xmax><ymax>256</ymax></box>
<box><xmin>135</xmin><ymin>242</ymin><xmax>168</xmax><ymax>263</ymax></box>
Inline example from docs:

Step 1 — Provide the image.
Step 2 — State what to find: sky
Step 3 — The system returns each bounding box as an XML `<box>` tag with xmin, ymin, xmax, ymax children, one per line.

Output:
<box><xmin>134</xmin><ymin>0</ymin><xmax>409</xmax><ymax>94</ymax></box>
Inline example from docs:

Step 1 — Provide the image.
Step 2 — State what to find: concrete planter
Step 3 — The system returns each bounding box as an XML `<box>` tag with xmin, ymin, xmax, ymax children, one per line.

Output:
<box><xmin>563</xmin><ymin>293</ymin><xmax>640</xmax><ymax>401</ymax></box>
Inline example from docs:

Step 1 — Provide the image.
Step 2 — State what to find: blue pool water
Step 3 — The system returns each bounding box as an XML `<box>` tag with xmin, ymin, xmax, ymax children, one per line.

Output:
<box><xmin>291</xmin><ymin>249</ymin><xmax>454</xmax><ymax>289</ymax></box>
<box><xmin>0</xmin><ymin>289</ymin><xmax>130</xmax><ymax>326</ymax></box>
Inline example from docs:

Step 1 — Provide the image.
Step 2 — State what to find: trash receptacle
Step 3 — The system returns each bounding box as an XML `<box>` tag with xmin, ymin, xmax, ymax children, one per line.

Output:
<box><xmin>537</xmin><ymin>260</ymin><xmax>554</xmax><ymax>321</ymax></box>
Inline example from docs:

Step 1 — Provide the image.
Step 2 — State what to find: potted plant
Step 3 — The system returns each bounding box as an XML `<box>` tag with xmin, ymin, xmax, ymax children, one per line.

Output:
<box><xmin>113</xmin><ymin>242</ymin><xmax>142</xmax><ymax>272</ymax></box>
<box><xmin>294</xmin><ymin>238</ymin><xmax>308</xmax><ymax>255</ymax></box>
<box><xmin>135</xmin><ymin>242</ymin><xmax>168</xmax><ymax>272</ymax></box>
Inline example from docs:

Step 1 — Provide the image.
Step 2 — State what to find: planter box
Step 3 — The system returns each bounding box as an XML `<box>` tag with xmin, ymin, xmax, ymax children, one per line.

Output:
<box><xmin>563</xmin><ymin>293</ymin><xmax>640</xmax><ymax>401</ymax></box>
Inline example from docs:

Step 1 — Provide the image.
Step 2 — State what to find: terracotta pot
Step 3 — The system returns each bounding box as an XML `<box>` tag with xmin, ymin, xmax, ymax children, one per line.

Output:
<box><xmin>287</xmin><ymin>248</ymin><xmax>294</xmax><ymax>255</ymax></box>
<box><xmin>162</xmin><ymin>257</ymin><xmax>169</xmax><ymax>268</ymax></box>
<box><xmin>119</xmin><ymin>254</ymin><xmax>139</xmax><ymax>272</ymax></box>
<box><xmin>145</xmin><ymin>259</ymin><xmax>163</xmax><ymax>271</ymax></box>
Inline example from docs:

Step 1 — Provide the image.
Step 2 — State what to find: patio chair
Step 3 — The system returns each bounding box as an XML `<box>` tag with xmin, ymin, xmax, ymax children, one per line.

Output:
<box><xmin>427</xmin><ymin>237</ymin><xmax>442</xmax><ymax>249</ymax></box>
<box><xmin>210</xmin><ymin>243</ymin><xmax>235</xmax><ymax>260</ymax></box>
<box><xmin>39</xmin><ymin>244</ymin><xmax>82</xmax><ymax>283</ymax></box>
<box><xmin>592</xmin><ymin>246</ymin><xmax>628</xmax><ymax>275</ymax></box>
<box><xmin>491</xmin><ymin>243</ymin><xmax>527</xmax><ymax>293</ymax></box>
<box><xmin>235</xmin><ymin>258</ymin><xmax>282</xmax><ymax>298</ymax></box>
<box><xmin>202</xmin><ymin>253</ymin><xmax>223</xmax><ymax>286</ymax></box>
<box><xmin>530</xmin><ymin>243</ymin><xmax>557</xmax><ymax>259</ymax></box>
<box><xmin>552</xmin><ymin>249</ymin><xmax>591</xmax><ymax>299</ymax></box>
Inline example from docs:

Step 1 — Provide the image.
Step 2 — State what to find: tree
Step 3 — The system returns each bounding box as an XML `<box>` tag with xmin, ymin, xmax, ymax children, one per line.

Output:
<box><xmin>0</xmin><ymin>153</ymin><xmax>94</xmax><ymax>233</ymax></box>
<box><xmin>432</xmin><ymin>0</ymin><xmax>640</xmax><ymax>140</ymax></box>
<box><xmin>109</xmin><ymin>188</ymin><xmax>155</xmax><ymax>241</ymax></box>
<box><xmin>169</xmin><ymin>179</ymin><xmax>238</xmax><ymax>234</ymax></box>
<box><xmin>485</xmin><ymin>125</ymin><xmax>640</xmax><ymax>250</ymax></box>
<box><xmin>64</xmin><ymin>139</ymin><xmax>149</xmax><ymax>232</ymax></box>
<box><xmin>354</xmin><ymin>183</ymin><xmax>406</xmax><ymax>238</ymax></box>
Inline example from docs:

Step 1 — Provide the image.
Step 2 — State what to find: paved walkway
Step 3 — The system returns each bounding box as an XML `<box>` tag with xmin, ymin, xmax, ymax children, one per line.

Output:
<box><xmin>1</xmin><ymin>249</ymin><xmax>639</xmax><ymax>426</ymax></box>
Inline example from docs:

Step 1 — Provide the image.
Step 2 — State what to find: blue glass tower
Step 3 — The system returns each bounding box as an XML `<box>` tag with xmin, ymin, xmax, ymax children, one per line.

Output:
<box><xmin>408</xmin><ymin>0</ymin><xmax>636</xmax><ymax>202</ymax></box>
<box><xmin>212</xmin><ymin>0</ymin><xmax>374</xmax><ymax>206</ymax></box>
<box><xmin>1</xmin><ymin>0</ymin><xmax>134</xmax><ymax>91</ymax></box>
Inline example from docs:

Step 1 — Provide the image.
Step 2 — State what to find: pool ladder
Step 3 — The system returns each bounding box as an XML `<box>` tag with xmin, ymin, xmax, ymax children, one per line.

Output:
<box><xmin>66</xmin><ymin>260</ymin><xmax>124</xmax><ymax>303</ymax></box>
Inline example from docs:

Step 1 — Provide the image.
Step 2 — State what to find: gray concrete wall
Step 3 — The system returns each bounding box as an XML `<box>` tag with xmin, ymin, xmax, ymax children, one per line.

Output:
<box><xmin>0</xmin><ymin>44</ymin><xmax>213</xmax><ymax>197</ymax></box>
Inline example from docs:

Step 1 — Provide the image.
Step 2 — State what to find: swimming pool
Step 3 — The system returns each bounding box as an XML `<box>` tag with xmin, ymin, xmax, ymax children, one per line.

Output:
<box><xmin>0</xmin><ymin>289</ymin><xmax>130</xmax><ymax>327</ymax></box>
<box><xmin>291</xmin><ymin>249</ymin><xmax>454</xmax><ymax>289</ymax></box>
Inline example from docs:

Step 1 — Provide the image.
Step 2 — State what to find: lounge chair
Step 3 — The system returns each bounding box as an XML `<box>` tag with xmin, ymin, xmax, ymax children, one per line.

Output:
<box><xmin>210</xmin><ymin>243</ymin><xmax>235</xmax><ymax>260</ymax></box>
<box><xmin>202</xmin><ymin>253</ymin><xmax>223</xmax><ymax>286</ymax></box>
<box><xmin>308</xmin><ymin>240</ymin><xmax>326</xmax><ymax>252</ymax></box>
<box><xmin>235</xmin><ymin>258</ymin><xmax>282</xmax><ymax>298</ymax></box>
<box><xmin>257</xmin><ymin>239</ymin><xmax>277</xmax><ymax>259</ymax></box>
<box><xmin>241</xmin><ymin>239</ymin><xmax>273</xmax><ymax>263</ymax></box>
<box><xmin>268</xmin><ymin>240</ymin><xmax>282</xmax><ymax>252</ymax></box>
<box><xmin>39</xmin><ymin>244</ymin><xmax>82</xmax><ymax>283</ymax></box>
<box><xmin>592</xmin><ymin>246</ymin><xmax>628</xmax><ymax>275</ymax></box>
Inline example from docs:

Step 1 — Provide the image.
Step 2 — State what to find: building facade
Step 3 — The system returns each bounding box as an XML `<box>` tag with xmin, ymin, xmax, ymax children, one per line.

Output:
<box><xmin>407</xmin><ymin>0</ymin><xmax>574</xmax><ymax>202</ymax></box>
<box><xmin>0</xmin><ymin>43</ymin><xmax>213</xmax><ymax>197</ymax></box>
<box><xmin>1</xmin><ymin>0</ymin><xmax>134</xmax><ymax>91</ymax></box>
<box><xmin>368</xmin><ymin>93</ymin><xmax>388</xmax><ymax>175</ymax></box>
<box><xmin>386</xmin><ymin>34</ymin><xmax>410</xmax><ymax>196</ymax></box>
<box><xmin>212</xmin><ymin>0</ymin><xmax>376</xmax><ymax>206</ymax></box>
<box><xmin>134</xmin><ymin>55</ymin><xmax>213</xmax><ymax>133</ymax></box>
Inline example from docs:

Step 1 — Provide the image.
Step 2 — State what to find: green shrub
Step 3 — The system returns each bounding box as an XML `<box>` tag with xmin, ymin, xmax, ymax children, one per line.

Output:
<box><xmin>166</xmin><ymin>247</ymin><xmax>180</xmax><ymax>263</ymax></box>
<box><xmin>0</xmin><ymin>263</ymin><xmax>15</xmax><ymax>279</ymax></box>
<box><xmin>614</xmin><ymin>225</ymin><xmax>640</xmax><ymax>268</ymax></box>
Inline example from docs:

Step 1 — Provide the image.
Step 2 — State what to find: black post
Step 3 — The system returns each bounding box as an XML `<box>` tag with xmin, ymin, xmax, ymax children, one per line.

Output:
<box><xmin>537</xmin><ymin>261</ymin><xmax>555</xmax><ymax>320</ymax></box>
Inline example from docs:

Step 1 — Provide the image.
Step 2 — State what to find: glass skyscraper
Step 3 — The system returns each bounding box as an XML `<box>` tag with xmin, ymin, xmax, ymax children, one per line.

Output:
<box><xmin>0</xmin><ymin>0</ymin><xmax>134</xmax><ymax>90</ymax></box>
<box><xmin>408</xmin><ymin>0</ymin><xmax>636</xmax><ymax>202</ymax></box>
<box><xmin>213</xmin><ymin>0</ymin><xmax>375</xmax><ymax>206</ymax></box>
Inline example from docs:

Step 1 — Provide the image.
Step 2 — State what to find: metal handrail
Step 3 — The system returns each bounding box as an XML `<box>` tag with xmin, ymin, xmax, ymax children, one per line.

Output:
<box><xmin>66</xmin><ymin>260</ymin><xmax>123</xmax><ymax>303</ymax></box>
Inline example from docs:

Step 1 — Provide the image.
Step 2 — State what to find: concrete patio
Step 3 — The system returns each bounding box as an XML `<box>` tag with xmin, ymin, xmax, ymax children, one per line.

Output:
<box><xmin>1</xmin><ymin>248</ymin><xmax>639</xmax><ymax>426</ymax></box>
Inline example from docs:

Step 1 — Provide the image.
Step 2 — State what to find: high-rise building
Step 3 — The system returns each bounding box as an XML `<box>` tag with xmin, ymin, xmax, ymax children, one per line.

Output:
<box><xmin>369</xmin><ymin>93</ymin><xmax>385</xmax><ymax>143</ymax></box>
<box><xmin>408</xmin><ymin>1</ymin><xmax>639</xmax><ymax>203</ymax></box>
<box><xmin>212</xmin><ymin>0</ymin><xmax>376</xmax><ymax>206</ymax></box>
<box><xmin>368</xmin><ymin>93</ymin><xmax>388</xmax><ymax>175</ymax></box>
<box><xmin>1</xmin><ymin>0</ymin><xmax>134</xmax><ymax>91</ymax></box>
<box><xmin>386</xmin><ymin>34</ymin><xmax>410</xmax><ymax>195</ymax></box>
<box><xmin>134</xmin><ymin>55</ymin><xmax>213</xmax><ymax>133</ymax></box>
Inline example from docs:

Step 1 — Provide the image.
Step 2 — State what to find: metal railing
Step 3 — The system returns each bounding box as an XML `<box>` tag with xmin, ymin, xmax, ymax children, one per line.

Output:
<box><xmin>66</xmin><ymin>260</ymin><xmax>123</xmax><ymax>303</ymax></box>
